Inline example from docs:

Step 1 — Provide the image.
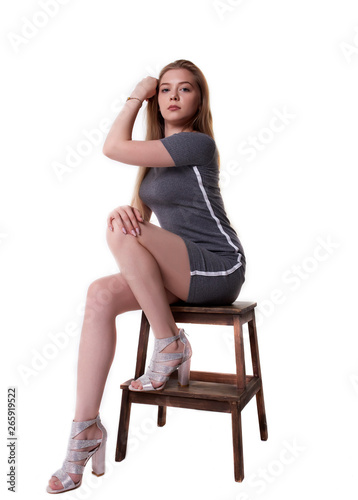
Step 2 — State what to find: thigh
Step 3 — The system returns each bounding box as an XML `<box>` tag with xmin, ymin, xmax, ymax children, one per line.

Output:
<box><xmin>107</xmin><ymin>221</ymin><xmax>191</xmax><ymax>302</ymax></box>
<box><xmin>87</xmin><ymin>272</ymin><xmax>181</xmax><ymax>317</ymax></box>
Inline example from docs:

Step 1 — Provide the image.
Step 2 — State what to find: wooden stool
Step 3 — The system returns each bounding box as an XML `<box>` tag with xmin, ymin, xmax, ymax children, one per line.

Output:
<box><xmin>115</xmin><ymin>301</ymin><xmax>268</xmax><ymax>482</ymax></box>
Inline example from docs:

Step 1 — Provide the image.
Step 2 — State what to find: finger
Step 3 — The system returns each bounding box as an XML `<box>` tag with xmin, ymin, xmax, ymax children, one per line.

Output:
<box><xmin>132</xmin><ymin>209</ymin><xmax>144</xmax><ymax>235</ymax></box>
<box><xmin>107</xmin><ymin>212</ymin><xmax>126</xmax><ymax>233</ymax></box>
<box><xmin>119</xmin><ymin>209</ymin><xmax>140</xmax><ymax>237</ymax></box>
<box><xmin>107</xmin><ymin>214</ymin><xmax>115</xmax><ymax>231</ymax></box>
<box><xmin>133</xmin><ymin>208</ymin><xmax>144</xmax><ymax>222</ymax></box>
<box><xmin>112</xmin><ymin>213</ymin><xmax>128</xmax><ymax>234</ymax></box>
<box><xmin>124</xmin><ymin>206</ymin><xmax>143</xmax><ymax>232</ymax></box>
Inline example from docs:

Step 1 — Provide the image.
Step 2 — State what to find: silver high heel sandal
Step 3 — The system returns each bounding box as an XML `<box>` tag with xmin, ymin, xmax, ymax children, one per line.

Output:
<box><xmin>46</xmin><ymin>413</ymin><xmax>107</xmax><ymax>494</ymax></box>
<box><xmin>129</xmin><ymin>328</ymin><xmax>192</xmax><ymax>391</ymax></box>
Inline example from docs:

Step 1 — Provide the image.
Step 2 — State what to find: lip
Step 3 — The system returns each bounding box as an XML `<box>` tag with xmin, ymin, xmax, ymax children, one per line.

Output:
<box><xmin>168</xmin><ymin>105</ymin><xmax>180</xmax><ymax>110</ymax></box>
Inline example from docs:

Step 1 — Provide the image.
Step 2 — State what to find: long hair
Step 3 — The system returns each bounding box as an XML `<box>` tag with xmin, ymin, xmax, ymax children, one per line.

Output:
<box><xmin>131</xmin><ymin>59</ymin><xmax>219</xmax><ymax>221</ymax></box>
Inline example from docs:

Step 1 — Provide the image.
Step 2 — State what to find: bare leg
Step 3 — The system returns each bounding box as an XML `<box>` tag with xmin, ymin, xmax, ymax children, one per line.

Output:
<box><xmin>106</xmin><ymin>220</ymin><xmax>191</xmax><ymax>338</ymax></box>
<box><xmin>106</xmin><ymin>220</ymin><xmax>192</xmax><ymax>389</ymax></box>
<box><xmin>48</xmin><ymin>272</ymin><xmax>180</xmax><ymax>491</ymax></box>
<box><xmin>74</xmin><ymin>274</ymin><xmax>140</xmax><ymax>421</ymax></box>
<box><xmin>48</xmin><ymin>221</ymin><xmax>192</xmax><ymax>490</ymax></box>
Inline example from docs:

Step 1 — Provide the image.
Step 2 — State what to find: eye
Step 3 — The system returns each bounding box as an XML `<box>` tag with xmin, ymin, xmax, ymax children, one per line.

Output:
<box><xmin>180</xmin><ymin>87</ymin><xmax>190</xmax><ymax>92</ymax></box>
<box><xmin>161</xmin><ymin>88</ymin><xmax>169</xmax><ymax>93</ymax></box>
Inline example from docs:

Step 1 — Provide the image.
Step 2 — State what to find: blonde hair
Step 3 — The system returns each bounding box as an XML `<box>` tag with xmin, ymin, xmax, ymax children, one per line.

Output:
<box><xmin>131</xmin><ymin>59</ymin><xmax>219</xmax><ymax>220</ymax></box>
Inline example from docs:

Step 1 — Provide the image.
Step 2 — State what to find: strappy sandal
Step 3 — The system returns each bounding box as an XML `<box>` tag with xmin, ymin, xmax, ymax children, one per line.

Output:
<box><xmin>46</xmin><ymin>413</ymin><xmax>107</xmax><ymax>494</ymax></box>
<box><xmin>129</xmin><ymin>328</ymin><xmax>192</xmax><ymax>391</ymax></box>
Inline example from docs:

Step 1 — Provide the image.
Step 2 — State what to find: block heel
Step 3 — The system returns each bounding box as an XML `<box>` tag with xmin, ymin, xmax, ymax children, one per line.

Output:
<box><xmin>178</xmin><ymin>357</ymin><xmax>191</xmax><ymax>386</ymax></box>
<box><xmin>92</xmin><ymin>439</ymin><xmax>106</xmax><ymax>476</ymax></box>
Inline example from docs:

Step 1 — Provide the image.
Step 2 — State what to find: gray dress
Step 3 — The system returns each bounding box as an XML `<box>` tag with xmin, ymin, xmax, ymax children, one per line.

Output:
<box><xmin>139</xmin><ymin>131</ymin><xmax>246</xmax><ymax>305</ymax></box>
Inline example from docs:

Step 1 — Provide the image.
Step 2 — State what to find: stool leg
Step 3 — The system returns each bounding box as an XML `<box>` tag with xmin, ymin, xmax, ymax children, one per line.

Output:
<box><xmin>248</xmin><ymin>313</ymin><xmax>268</xmax><ymax>441</ymax></box>
<box><xmin>135</xmin><ymin>313</ymin><xmax>168</xmax><ymax>427</ymax></box>
<box><xmin>233</xmin><ymin>316</ymin><xmax>246</xmax><ymax>390</ymax></box>
<box><xmin>115</xmin><ymin>387</ymin><xmax>131</xmax><ymax>461</ymax></box>
<box><xmin>157</xmin><ymin>406</ymin><xmax>167</xmax><ymax>427</ymax></box>
<box><xmin>231</xmin><ymin>402</ymin><xmax>244</xmax><ymax>482</ymax></box>
<box><xmin>134</xmin><ymin>312</ymin><xmax>150</xmax><ymax>379</ymax></box>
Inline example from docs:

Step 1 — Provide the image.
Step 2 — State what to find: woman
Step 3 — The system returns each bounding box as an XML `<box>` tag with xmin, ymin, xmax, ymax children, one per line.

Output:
<box><xmin>46</xmin><ymin>59</ymin><xmax>246</xmax><ymax>494</ymax></box>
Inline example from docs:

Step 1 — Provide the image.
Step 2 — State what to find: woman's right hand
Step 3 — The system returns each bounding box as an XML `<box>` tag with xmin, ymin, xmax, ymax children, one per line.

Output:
<box><xmin>107</xmin><ymin>205</ymin><xmax>144</xmax><ymax>236</ymax></box>
<box><xmin>131</xmin><ymin>76</ymin><xmax>158</xmax><ymax>102</ymax></box>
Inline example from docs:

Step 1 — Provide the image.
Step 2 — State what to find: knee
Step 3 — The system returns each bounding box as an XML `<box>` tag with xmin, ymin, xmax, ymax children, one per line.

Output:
<box><xmin>85</xmin><ymin>276</ymin><xmax>125</xmax><ymax>318</ymax></box>
<box><xmin>87</xmin><ymin>275</ymin><xmax>124</xmax><ymax>300</ymax></box>
<box><xmin>106</xmin><ymin>224</ymin><xmax>123</xmax><ymax>251</ymax></box>
<box><xmin>106</xmin><ymin>223</ymin><xmax>138</xmax><ymax>253</ymax></box>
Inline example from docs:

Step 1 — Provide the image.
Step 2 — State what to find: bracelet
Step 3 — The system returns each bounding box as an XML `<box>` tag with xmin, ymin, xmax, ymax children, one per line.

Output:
<box><xmin>126</xmin><ymin>96</ymin><xmax>143</xmax><ymax>106</ymax></box>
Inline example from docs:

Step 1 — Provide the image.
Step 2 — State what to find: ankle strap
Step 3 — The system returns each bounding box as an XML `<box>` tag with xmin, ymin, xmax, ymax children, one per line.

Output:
<box><xmin>153</xmin><ymin>333</ymin><xmax>180</xmax><ymax>352</ymax></box>
<box><xmin>70</xmin><ymin>413</ymin><xmax>100</xmax><ymax>438</ymax></box>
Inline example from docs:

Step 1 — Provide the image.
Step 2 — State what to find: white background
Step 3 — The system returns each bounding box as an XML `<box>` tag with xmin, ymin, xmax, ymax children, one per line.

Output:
<box><xmin>1</xmin><ymin>0</ymin><xmax>357</xmax><ymax>498</ymax></box>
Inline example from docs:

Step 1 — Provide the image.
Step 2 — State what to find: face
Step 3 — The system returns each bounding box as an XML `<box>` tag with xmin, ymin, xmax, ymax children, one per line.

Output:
<box><xmin>157</xmin><ymin>68</ymin><xmax>201</xmax><ymax>130</ymax></box>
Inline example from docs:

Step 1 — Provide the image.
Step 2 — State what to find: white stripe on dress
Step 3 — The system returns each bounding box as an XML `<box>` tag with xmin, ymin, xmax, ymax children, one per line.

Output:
<box><xmin>190</xmin><ymin>166</ymin><xmax>243</xmax><ymax>277</ymax></box>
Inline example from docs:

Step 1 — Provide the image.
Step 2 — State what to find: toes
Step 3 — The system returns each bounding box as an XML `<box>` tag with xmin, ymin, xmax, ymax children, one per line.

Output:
<box><xmin>131</xmin><ymin>380</ymin><xmax>143</xmax><ymax>390</ymax></box>
<box><xmin>49</xmin><ymin>476</ymin><xmax>63</xmax><ymax>490</ymax></box>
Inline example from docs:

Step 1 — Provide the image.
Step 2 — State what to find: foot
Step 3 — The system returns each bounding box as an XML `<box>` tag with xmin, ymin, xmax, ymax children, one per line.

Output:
<box><xmin>130</xmin><ymin>328</ymin><xmax>185</xmax><ymax>390</ymax></box>
<box><xmin>48</xmin><ymin>421</ymin><xmax>103</xmax><ymax>491</ymax></box>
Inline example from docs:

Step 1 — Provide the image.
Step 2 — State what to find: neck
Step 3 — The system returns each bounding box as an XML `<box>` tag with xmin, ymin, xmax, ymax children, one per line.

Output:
<box><xmin>164</xmin><ymin>122</ymin><xmax>193</xmax><ymax>137</ymax></box>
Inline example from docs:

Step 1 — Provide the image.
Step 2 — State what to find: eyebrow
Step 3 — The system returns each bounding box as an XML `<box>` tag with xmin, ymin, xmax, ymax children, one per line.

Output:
<box><xmin>159</xmin><ymin>81</ymin><xmax>194</xmax><ymax>87</ymax></box>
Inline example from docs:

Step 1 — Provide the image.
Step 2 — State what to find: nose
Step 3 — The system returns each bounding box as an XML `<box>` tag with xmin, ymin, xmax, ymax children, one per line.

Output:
<box><xmin>170</xmin><ymin>91</ymin><xmax>179</xmax><ymax>101</ymax></box>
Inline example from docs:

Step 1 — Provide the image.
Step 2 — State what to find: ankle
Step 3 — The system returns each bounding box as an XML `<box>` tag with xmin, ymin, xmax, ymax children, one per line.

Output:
<box><xmin>154</xmin><ymin>325</ymin><xmax>180</xmax><ymax>339</ymax></box>
<box><xmin>73</xmin><ymin>412</ymin><xmax>98</xmax><ymax>422</ymax></box>
<box><xmin>163</xmin><ymin>338</ymin><xmax>183</xmax><ymax>352</ymax></box>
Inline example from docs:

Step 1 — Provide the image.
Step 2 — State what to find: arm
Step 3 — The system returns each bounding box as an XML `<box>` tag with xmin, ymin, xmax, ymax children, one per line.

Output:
<box><xmin>102</xmin><ymin>77</ymin><xmax>175</xmax><ymax>168</ymax></box>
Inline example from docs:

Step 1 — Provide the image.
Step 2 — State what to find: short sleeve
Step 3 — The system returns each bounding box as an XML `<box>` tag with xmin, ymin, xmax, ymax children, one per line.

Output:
<box><xmin>159</xmin><ymin>132</ymin><xmax>216</xmax><ymax>167</ymax></box>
